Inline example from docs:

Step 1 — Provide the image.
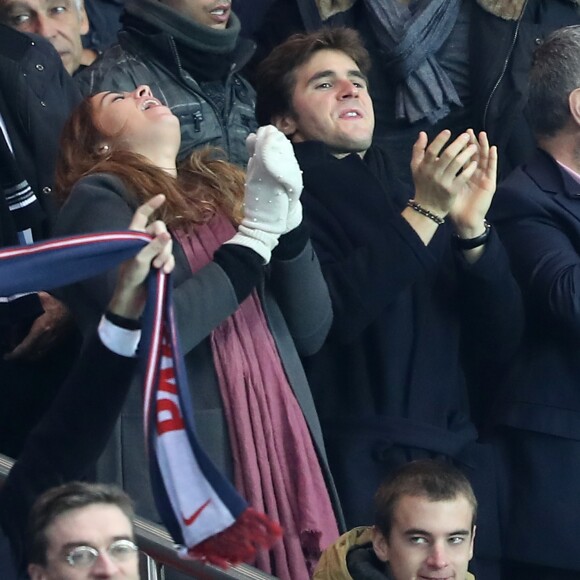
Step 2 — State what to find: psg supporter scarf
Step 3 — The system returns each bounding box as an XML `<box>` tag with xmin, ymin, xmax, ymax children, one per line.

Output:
<box><xmin>0</xmin><ymin>231</ymin><xmax>282</xmax><ymax>567</ymax></box>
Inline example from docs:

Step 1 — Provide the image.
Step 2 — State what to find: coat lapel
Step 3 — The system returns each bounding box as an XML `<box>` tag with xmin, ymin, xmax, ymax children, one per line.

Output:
<box><xmin>526</xmin><ymin>149</ymin><xmax>580</xmax><ymax>224</ymax></box>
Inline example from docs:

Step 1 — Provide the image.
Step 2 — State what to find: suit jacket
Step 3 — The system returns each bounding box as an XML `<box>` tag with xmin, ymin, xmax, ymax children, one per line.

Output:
<box><xmin>491</xmin><ymin>150</ymin><xmax>580</xmax><ymax>435</ymax></box>
<box><xmin>0</xmin><ymin>330</ymin><xmax>137</xmax><ymax>579</ymax></box>
<box><xmin>490</xmin><ymin>149</ymin><xmax>580</xmax><ymax>568</ymax></box>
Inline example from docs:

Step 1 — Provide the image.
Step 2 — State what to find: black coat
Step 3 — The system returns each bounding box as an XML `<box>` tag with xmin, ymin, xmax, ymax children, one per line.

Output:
<box><xmin>490</xmin><ymin>150</ymin><xmax>580</xmax><ymax>570</ymax></box>
<box><xmin>0</xmin><ymin>330</ymin><xmax>137</xmax><ymax>579</ymax></box>
<box><xmin>296</xmin><ymin>141</ymin><xmax>524</xmax><ymax>563</ymax></box>
<box><xmin>0</xmin><ymin>25</ymin><xmax>81</xmax><ymax>244</ymax></box>
<box><xmin>0</xmin><ymin>27</ymin><xmax>82</xmax><ymax>458</ymax></box>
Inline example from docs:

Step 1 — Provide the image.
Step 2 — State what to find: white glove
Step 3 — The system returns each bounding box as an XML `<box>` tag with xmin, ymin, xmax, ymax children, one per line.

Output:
<box><xmin>226</xmin><ymin>125</ymin><xmax>301</xmax><ymax>263</ymax></box>
<box><xmin>246</xmin><ymin>125</ymin><xmax>304</xmax><ymax>233</ymax></box>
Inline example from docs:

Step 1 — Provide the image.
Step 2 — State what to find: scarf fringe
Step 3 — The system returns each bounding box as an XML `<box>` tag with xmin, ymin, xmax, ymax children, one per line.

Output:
<box><xmin>300</xmin><ymin>529</ymin><xmax>323</xmax><ymax>560</ymax></box>
<box><xmin>187</xmin><ymin>507</ymin><xmax>283</xmax><ymax>568</ymax></box>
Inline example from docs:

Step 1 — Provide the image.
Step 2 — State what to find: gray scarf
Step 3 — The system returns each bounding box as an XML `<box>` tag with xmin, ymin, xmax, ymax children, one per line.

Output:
<box><xmin>363</xmin><ymin>0</ymin><xmax>462</xmax><ymax>123</ymax></box>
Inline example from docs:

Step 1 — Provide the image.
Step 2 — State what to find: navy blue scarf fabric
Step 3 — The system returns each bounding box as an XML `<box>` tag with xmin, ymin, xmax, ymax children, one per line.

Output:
<box><xmin>0</xmin><ymin>231</ymin><xmax>281</xmax><ymax>567</ymax></box>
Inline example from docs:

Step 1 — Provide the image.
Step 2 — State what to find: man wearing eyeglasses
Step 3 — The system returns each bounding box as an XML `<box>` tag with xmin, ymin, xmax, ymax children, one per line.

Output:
<box><xmin>27</xmin><ymin>482</ymin><xmax>139</xmax><ymax>580</ymax></box>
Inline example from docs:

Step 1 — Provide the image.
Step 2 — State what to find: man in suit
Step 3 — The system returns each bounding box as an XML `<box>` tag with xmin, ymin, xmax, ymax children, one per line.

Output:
<box><xmin>0</xmin><ymin>25</ymin><xmax>81</xmax><ymax>459</ymax></box>
<box><xmin>490</xmin><ymin>24</ymin><xmax>580</xmax><ymax>579</ymax></box>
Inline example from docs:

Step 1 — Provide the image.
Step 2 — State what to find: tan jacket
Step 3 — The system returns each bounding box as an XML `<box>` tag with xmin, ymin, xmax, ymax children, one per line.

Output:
<box><xmin>313</xmin><ymin>526</ymin><xmax>476</xmax><ymax>580</ymax></box>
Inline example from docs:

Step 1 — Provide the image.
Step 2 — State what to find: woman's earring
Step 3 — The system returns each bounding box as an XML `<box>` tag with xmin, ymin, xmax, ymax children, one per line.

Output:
<box><xmin>98</xmin><ymin>144</ymin><xmax>110</xmax><ymax>154</ymax></box>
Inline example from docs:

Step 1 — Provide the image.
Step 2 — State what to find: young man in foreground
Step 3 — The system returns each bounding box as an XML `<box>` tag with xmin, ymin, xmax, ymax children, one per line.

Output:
<box><xmin>314</xmin><ymin>460</ymin><xmax>476</xmax><ymax>580</ymax></box>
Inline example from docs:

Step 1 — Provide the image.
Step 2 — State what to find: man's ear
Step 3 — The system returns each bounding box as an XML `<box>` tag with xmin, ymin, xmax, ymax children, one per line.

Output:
<box><xmin>78</xmin><ymin>0</ymin><xmax>90</xmax><ymax>35</ymax></box>
<box><xmin>469</xmin><ymin>525</ymin><xmax>477</xmax><ymax>560</ymax></box>
<box><xmin>27</xmin><ymin>563</ymin><xmax>47</xmax><ymax>580</ymax></box>
<box><xmin>371</xmin><ymin>526</ymin><xmax>389</xmax><ymax>563</ymax></box>
<box><xmin>569</xmin><ymin>88</ymin><xmax>580</xmax><ymax>127</ymax></box>
<box><xmin>272</xmin><ymin>113</ymin><xmax>297</xmax><ymax>139</ymax></box>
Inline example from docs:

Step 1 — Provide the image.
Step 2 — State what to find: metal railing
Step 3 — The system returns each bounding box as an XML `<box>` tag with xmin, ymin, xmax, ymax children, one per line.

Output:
<box><xmin>0</xmin><ymin>453</ymin><xmax>276</xmax><ymax>580</ymax></box>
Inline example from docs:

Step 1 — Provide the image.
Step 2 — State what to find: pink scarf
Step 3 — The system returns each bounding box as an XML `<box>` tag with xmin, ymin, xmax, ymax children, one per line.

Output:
<box><xmin>173</xmin><ymin>215</ymin><xmax>339</xmax><ymax>579</ymax></box>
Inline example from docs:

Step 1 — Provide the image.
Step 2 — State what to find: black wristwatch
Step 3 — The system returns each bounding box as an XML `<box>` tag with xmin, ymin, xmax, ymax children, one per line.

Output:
<box><xmin>453</xmin><ymin>221</ymin><xmax>491</xmax><ymax>250</ymax></box>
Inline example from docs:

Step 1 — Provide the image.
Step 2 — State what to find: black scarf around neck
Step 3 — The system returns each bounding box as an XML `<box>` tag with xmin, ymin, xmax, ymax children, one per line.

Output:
<box><xmin>123</xmin><ymin>0</ymin><xmax>241</xmax><ymax>80</ymax></box>
<box><xmin>346</xmin><ymin>542</ymin><xmax>391</xmax><ymax>579</ymax></box>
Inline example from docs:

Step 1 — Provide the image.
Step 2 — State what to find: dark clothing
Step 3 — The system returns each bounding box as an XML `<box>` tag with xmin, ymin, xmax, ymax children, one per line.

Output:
<box><xmin>0</xmin><ymin>331</ymin><xmax>82</xmax><ymax>459</ymax></box>
<box><xmin>0</xmin><ymin>26</ymin><xmax>80</xmax><ymax>242</ymax></box>
<box><xmin>251</xmin><ymin>0</ymin><xmax>580</xmax><ymax>185</ymax></box>
<box><xmin>347</xmin><ymin>547</ymin><xmax>389</xmax><ymax>580</ymax></box>
<box><xmin>490</xmin><ymin>150</ymin><xmax>580</xmax><ymax>571</ymax></box>
<box><xmin>76</xmin><ymin>0</ymin><xmax>257</xmax><ymax>165</ymax></box>
<box><xmin>315</xmin><ymin>527</ymin><xmax>390</xmax><ymax>580</ymax></box>
<box><xmin>233</xmin><ymin>0</ymin><xmax>275</xmax><ymax>37</ymax></box>
<box><xmin>0</xmin><ymin>530</ymin><xmax>19</xmax><ymax>580</ymax></box>
<box><xmin>296</xmin><ymin>141</ymin><xmax>523</xmax><ymax>564</ymax></box>
<box><xmin>0</xmin><ymin>330</ymin><xmax>137</xmax><ymax>579</ymax></box>
<box><xmin>0</xmin><ymin>26</ymin><xmax>81</xmax><ymax>458</ymax></box>
<box><xmin>83</xmin><ymin>0</ymin><xmax>124</xmax><ymax>54</ymax></box>
<box><xmin>503</xmin><ymin>560</ymin><xmax>580</xmax><ymax>580</ymax></box>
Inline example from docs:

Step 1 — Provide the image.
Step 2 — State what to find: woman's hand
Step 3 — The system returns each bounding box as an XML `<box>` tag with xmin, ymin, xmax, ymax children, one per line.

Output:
<box><xmin>108</xmin><ymin>194</ymin><xmax>174</xmax><ymax>320</ymax></box>
<box><xmin>227</xmin><ymin>125</ymin><xmax>303</xmax><ymax>262</ymax></box>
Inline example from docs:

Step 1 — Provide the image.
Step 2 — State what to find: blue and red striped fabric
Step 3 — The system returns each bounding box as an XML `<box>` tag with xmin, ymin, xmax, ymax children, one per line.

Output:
<box><xmin>0</xmin><ymin>231</ymin><xmax>281</xmax><ymax>567</ymax></box>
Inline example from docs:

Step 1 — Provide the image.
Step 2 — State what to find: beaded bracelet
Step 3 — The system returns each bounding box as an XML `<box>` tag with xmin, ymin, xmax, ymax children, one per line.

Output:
<box><xmin>407</xmin><ymin>200</ymin><xmax>445</xmax><ymax>225</ymax></box>
<box><xmin>453</xmin><ymin>221</ymin><xmax>491</xmax><ymax>250</ymax></box>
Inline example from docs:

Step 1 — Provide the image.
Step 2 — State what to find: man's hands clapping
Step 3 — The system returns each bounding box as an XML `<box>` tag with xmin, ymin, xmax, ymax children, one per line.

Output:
<box><xmin>406</xmin><ymin>129</ymin><xmax>497</xmax><ymax>250</ymax></box>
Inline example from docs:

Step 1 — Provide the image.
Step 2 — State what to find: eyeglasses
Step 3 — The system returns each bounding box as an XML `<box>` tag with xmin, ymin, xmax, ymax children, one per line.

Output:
<box><xmin>65</xmin><ymin>539</ymin><xmax>138</xmax><ymax>568</ymax></box>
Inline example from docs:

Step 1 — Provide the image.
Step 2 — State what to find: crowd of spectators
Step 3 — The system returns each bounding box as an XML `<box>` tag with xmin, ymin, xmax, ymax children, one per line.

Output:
<box><xmin>2</xmin><ymin>1</ymin><xmax>580</xmax><ymax>579</ymax></box>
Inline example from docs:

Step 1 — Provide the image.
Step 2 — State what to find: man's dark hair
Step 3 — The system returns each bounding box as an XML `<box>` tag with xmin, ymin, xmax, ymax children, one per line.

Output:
<box><xmin>27</xmin><ymin>481</ymin><xmax>135</xmax><ymax>566</ymax></box>
<box><xmin>528</xmin><ymin>25</ymin><xmax>580</xmax><ymax>139</ymax></box>
<box><xmin>374</xmin><ymin>459</ymin><xmax>477</xmax><ymax>538</ymax></box>
<box><xmin>255</xmin><ymin>27</ymin><xmax>371</xmax><ymax>126</ymax></box>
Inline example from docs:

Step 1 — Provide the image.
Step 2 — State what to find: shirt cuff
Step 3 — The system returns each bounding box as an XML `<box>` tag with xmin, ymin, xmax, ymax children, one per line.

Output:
<box><xmin>97</xmin><ymin>315</ymin><xmax>141</xmax><ymax>357</ymax></box>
